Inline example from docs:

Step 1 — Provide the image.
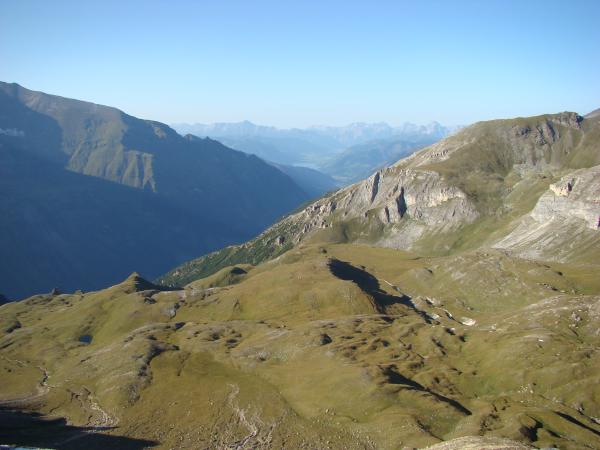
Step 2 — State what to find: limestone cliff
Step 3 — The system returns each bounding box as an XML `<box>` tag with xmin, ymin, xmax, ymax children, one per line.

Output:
<box><xmin>494</xmin><ymin>165</ymin><xmax>600</xmax><ymax>262</ymax></box>
<box><xmin>278</xmin><ymin>166</ymin><xmax>479</xmax><ymax>249</ymax></box>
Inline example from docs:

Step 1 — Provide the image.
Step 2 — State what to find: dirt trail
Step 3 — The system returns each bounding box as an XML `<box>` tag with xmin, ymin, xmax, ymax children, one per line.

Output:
<box><xmin>224</xmin><ymin>383</ymin><xmax>276</xmax><ymax>449</ymax></box>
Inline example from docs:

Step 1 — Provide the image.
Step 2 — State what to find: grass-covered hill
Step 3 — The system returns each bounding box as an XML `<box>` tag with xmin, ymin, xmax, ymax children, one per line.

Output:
<box><xmin>1</xmin><ymin>244</ymin><xmax>599</xmax><ymax>448</ymax></box>
<box><xmin>0</xmin><ymin>82</ymin><xmax>309</xmax><ymax>298</ymax></box>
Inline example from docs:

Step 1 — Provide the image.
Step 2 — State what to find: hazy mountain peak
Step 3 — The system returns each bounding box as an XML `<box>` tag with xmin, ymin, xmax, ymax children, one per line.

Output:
<box><xmin>113</xmin><ymin>272</ymin><xmax>164</xmax><ymax>294</ymax></box>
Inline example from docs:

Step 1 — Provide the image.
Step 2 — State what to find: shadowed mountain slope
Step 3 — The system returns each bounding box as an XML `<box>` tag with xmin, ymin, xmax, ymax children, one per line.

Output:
<box><xmin>0</xmin><ymin>142</ymin><xmax>241</xmax><ymax>298</ymax></box>
<box><xmin>0</xmin><ymin>82</ymin><xmax>309</xmax><ymax>298</ymax></box>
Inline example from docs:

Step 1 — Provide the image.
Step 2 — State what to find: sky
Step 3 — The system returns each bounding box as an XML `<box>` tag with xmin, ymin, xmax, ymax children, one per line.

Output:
<box><xmin>1</xmin><ymin>0</ymin><xmax>599</xmax><ymax>128</ymax></box>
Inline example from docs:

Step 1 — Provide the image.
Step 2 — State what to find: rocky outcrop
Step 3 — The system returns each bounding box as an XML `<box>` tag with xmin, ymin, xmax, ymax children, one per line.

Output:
<box><xmin>276</xmin><ymin>165</ymin><xmax>478</xmax><ymax>249</ymax></box>
<box><xmin>494</xmin><ymin>165</ymin><xmax>600</xmax><ymax>262</ymax></box>
<box><xmin>283</xmin><ymin>113</ymin><xmax>590</xmax><ymax>250</ymax></box>
<box><xmin>533</xmin><ymin>168</ymin><xmax>600</xmax><ymax>228</ymax></box>
<box><xmin>421</xmin><ymin>436</ymin><xmax>534</xmax><ymax>449</ymax></box>
<box><xmin>158</xmin><ymin>164</ymin><xmax>481</xmax><ymax>285</ymax></box>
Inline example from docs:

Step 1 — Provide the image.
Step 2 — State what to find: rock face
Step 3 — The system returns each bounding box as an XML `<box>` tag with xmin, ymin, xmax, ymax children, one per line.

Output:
<box><xmin>494</xmin><ymin>165</ymin><xmax>600</xmax><ymax>262</ymax></box>
<box><xmin>533</xmin><ymin>167</ymin><xmax>600</xmax><ymax>229</ymax></box>
<box><xmin>282</xmin><ymin>111</ymin><xmax>598</xmax><ymax>250</ymax></box>
<box><xmin>422</xmin><ymin>436</ymin><xmax>534</xmax><ymax>449</ymax></box>
<box><xmin>160</xmin><ymin>164</ymin><xmax>481</xmax><ymax>285</ymax></box>
<box><xmin>285</xmin><ymin>166</ymin><xmax>478</xmax><ymax>248</ymax></box>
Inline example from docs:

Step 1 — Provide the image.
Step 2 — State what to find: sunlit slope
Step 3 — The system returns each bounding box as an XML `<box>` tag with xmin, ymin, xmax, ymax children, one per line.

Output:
<box><xmin>160</xmin><ymin>111</ymin><xmax>600</xmax><ymax>287</ymax></box>
<box><xmin>2</xmin><ymin>244</ymin><xmax>600</xmax><ymax>449</ymax></box>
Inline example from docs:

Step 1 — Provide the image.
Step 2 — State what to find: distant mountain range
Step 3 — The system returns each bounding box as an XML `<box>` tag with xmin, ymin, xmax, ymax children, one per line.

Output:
<box><xmin>0</xmin><ymin>82</ymin><xmax>309</xmax><ymax>298</ymax></box>
<box><xmin>172</xmin><ymin>120</ymin><xmax>458</xmax><ymax>182</ymax></box>
<box><xmin>309</xmin><ymin>121</ymin><xmax>453</xmax><ymax>146</ymax></box>
<box><xmin>174</xmin><ymin>120</ymin><xmax>453</xmax><ymax>149</ymax></box>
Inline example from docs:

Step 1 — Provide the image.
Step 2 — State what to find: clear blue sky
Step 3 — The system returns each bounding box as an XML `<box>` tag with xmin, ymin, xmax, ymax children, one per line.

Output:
<box><xmin>1</xmin><ymin>0</ymin><xmax>599</xmax><ymax>127</ymax></box>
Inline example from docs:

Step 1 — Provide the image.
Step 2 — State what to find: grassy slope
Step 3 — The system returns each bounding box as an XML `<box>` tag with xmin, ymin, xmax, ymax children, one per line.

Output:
<box><xmin>2</xmin><ymin>244</ymin><xmax>600</xmax><ymax>449</ymax></box>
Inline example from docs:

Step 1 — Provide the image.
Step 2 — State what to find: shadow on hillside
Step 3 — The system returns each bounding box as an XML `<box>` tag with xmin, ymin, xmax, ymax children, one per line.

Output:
<box><xmin>0</xmin><ymin>408</ymin><xmax>158</xmax><ymax>449</ymax></box>
<box><xmin>382</xmin><ymin>366</ymin><xmax>471</xmax><ymax>415</ymax></box>
<box><xmin>328</xmin><ymin>258</ymin><xmax>422</xmax><ymax>316</ymax></box>
<box><xmin>555</xmin><ymin>411</ymin><xmax>600</xmax><ymax>437</ymax></box>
